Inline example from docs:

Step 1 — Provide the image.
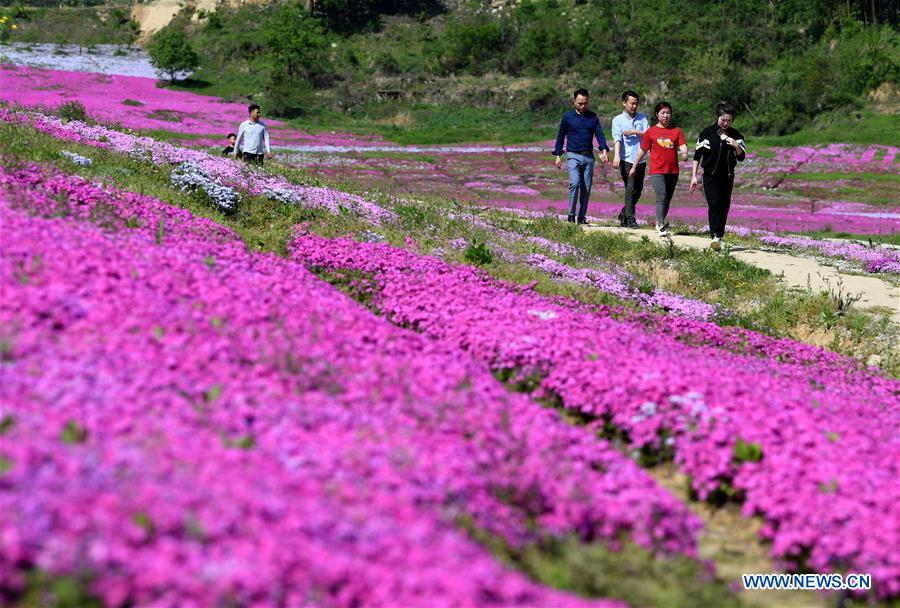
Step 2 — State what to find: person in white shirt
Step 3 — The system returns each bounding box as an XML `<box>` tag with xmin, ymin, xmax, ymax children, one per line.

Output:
<box><xmin>232</xmin><ymin>104</ymin><xmax>272</xmax><ymax>165</ymax></box>
<box><xmin>611</xmin><ymin>90</ymin><xmax>649</xmax><ymax>228</ymax></box>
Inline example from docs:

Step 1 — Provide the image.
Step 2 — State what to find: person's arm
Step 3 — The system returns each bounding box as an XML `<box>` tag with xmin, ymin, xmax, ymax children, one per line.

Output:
<box><xmin>264</xmin><ymin>125</ymin><xmax>272</xmax><ymax>157</ymax></box>
<box><xmin>553</xmin><ymin>114</ymin><xmax>568</xmax><ymax>169</ymax></box>
<box><xmin>628</xmin><ymin>147</ymin><xmax>649</xmax><ymax>176</ymax></box>
<box><xmin>678</xmin><ymin>128</ymin><xmax>688</xmax><ymax>161</ymax></box>
<box><xmin>594</xmin><ymin>117</ymin><xmax>609</xmax><ymax>163</ymax></box>
<box><xmin>232</xmin><ymin>124</ymin><xmax>245</xmax><ymax>157</ymax></box>
<box><xmin>611</xmin><ymin>117</ymin><xmax>622</xmax><ymax>168</ymax></box>
<box><xmin>690</xmin><ymin>160</ymin><xmax>701</xmax><ymax>193</ymax></box>
<box><xmin>625</xmin><ymin>117</ymin><xmax>648</xmax><ymax>138</ymax></box>
<box><xmin>729</xmin><ymin>131</ymin><xmax>746</xmax><ymax>161</ymax></box>
<box><xmin>629</xmin><ymin>131</ymin><xmax>651</xmax><ymax>176</ymax></box>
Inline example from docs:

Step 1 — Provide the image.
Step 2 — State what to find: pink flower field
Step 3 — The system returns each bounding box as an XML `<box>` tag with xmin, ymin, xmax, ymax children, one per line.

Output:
<box><xmin>1</xmin><ymin>57</ymin><xmax>900</xmax><ymax>606</ymax></box>
<box><xmin>3</xmin><ymin>162</ymin><xmax>706</xmax><ymax>606</ymax></box>
<box><xmin>2</xmin><ymin>64</ymin><xmax>897</xmax><ymax>236</ymax></box>
<box><xmin>0</xmin><ymin>64</ymin><xmax>385</xmax><ymax>148</ymax></box>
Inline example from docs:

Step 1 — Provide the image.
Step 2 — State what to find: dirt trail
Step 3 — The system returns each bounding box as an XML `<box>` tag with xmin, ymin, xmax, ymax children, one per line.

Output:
<box><xmin>584</xmin><ymin>225</ymin><xmax>900</xmax><ymax>323</ymax></box>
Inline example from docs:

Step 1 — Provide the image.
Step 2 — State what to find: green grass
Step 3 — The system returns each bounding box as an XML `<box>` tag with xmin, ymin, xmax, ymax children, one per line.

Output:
<box><xmin>3</xmin><ymin>6</ymin><xmax>138</xmax><ymax>46</ymax></box>
<box><xmin>466</xmin><ymin>530</ymin><xmax>740</xmax><ymax>608</ymax></box>
<box><xmin>787</xmin><ymin>172</ymin><xmax>900</xmax><ymax>183</ymax></box>
<box><xmin>753</xmin><ymin>110</ymin><xmax>900</xmax><ymax>148</ymax></box>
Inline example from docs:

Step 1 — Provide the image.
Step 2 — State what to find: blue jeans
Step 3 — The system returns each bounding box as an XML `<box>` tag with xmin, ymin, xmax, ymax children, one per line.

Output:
<box><xmin>566</xmin><ymin>152</ymin><xmax>595</xmax><ymax>221</ymax></box>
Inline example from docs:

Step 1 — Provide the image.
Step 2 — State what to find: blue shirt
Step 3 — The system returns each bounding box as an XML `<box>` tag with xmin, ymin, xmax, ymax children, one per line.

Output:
<box><xmin>611</xmin><ymin>111</ymin><xmax>649</xmax><ymax>164</ymax></box>
<box><xmin>553</xmin><ymin>109</ymin><xmax>609</xmax><ymax>156</ymax></box>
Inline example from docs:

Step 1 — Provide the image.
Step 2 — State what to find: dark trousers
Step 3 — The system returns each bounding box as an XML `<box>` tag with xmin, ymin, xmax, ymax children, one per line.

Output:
<box><xmin>617</xmin><ymin>161</ymin><xmax>645</xmax><ymax>225</ymax></box>
<box><xmin>704</xmin><ymin>176</ymin><xmax>735</xmax><ymax>238</ymax></box>
<box><xmin>241</xmin><ymin>152</ymin><xmax>265</xmax><ymax>166</ymax></box>
<box><xmin>650</xmin><ymin>173</ymin><xmax>678</xmax><ymax>226</ymax></box>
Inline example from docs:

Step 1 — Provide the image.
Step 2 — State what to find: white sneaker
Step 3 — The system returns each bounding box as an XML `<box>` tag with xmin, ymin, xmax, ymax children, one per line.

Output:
<box><xmin>656</xmin><ymin>223</ymin><xmax>669</xmax><ymax>237</ymax></box>
<box><xmin>709</xmin><ymin>237</ymin><xmax>722</xmax><ymax>251</ymax></box>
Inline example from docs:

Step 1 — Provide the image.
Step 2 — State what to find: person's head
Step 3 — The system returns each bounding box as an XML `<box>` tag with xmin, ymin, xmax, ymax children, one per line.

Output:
<box><xmin>573</xmin><ymin>88</ymin><xmax>590</xmax><ymax>114</ymax></box>
<box><xmin>248</xmin><ymin>104</ymin><xmax>261</xmax><ymax>122</ymax></box>
<box><xmin>227</xmin><ymin>133</ymin><xmax>237</xmax><ymax>144</ymax></box>
<box><xmin>622</xmin><ymin>90</ymin><xmax>639</xmax><ymax>117</ymax></box>
<box><xmin>715</xmin><ymin>101</ymin><xmax>736</xmax><ymax>130</ymax></box>
<box><xmin>654</xmin><ymin>101</ymin><xmax>672</xmax><ymax>127</ymax></box>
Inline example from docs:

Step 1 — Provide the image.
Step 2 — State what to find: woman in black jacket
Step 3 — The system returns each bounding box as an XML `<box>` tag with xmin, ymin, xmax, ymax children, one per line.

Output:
<box><xmin>690</xmin><ymin>102</ymin><xmax>746</xmax><ymax>251</ymax></box>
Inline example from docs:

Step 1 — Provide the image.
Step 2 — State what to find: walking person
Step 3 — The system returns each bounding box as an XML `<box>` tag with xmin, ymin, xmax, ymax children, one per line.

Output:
<box><xmin>690</xmin><ymin>101</ymin><xmax>746</xmax><ymax>251</ymax></box>
<box><xmin>232</xmin><ymin>104</ymin><xmax>272</xmax><ymax>166</ymax></box>
<box><xmin>553</xmin><ymin>88</ymin><xmax>609</xmax><ymax>225</ymax></box>
<box><xmin>612</xmin><ymin>90</ymin><xmax>649</xmax><ymax>228</ymax></box>
<box><xmin>630</xmin><ymin>101</ymin><xmax>687</xmax><ymax>236</ymax></box>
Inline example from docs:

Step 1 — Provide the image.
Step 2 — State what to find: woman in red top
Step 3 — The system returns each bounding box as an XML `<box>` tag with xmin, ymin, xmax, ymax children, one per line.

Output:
<box><xmin>629</xmin><ymin>101</ymin><xmax>687</xmax><ymax>236</ymax></box>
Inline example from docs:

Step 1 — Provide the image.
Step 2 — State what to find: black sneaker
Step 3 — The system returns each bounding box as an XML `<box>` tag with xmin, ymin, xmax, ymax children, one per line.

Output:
<box><xmin>566</xmin><ymin>215</ymin><xmax>576</xmax><ymax>223</ymax></box>
<box><xmin>577</xmin><ymin>218</ymin><xmax>590</xmax><ymax>226</ymax></box>
<box><xmin>625</xmin><ymin>220</ymin><xmax>639</xmax><ymax>229</ymax></box>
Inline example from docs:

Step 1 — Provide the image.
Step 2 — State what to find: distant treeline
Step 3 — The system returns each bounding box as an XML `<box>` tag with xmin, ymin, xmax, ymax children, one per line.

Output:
<box><xmin>5</xmin><ymin>0</ymin><xmax>899</xmax><ymax>136</ymax></box>
<box><xmin>178</xmin><ymin>0</ymin><xmax>897</xmax><ymax>133</ymax></box>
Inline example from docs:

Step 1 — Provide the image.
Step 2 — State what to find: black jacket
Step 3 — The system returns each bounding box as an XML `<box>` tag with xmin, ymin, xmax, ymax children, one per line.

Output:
<box><xmin>693</xmin><ymin>124</ymin><xmax>745</xmax><ymax>179</ymax></box>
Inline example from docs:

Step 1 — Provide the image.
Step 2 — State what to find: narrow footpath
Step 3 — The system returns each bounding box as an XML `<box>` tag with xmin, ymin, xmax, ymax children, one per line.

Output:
<box><xmin>584</xmin><ymin>225</ymin><xmax>900</xmax><ymax>324</ymax></box>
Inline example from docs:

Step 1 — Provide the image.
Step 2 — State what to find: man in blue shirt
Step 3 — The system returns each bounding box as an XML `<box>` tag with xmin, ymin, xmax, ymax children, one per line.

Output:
<box><xmin>553</xmin><ymin>88</ymin><xmax>609</xmax><ymax>225</ymax></box>
<box><xmin>611</xmin><ymin>90</ymin><xmax>649</xmax><ymax>228</ymax></box>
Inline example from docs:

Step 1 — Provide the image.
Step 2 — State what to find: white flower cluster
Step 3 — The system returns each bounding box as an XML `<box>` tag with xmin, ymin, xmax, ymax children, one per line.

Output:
<box><xmin>60</xmin><ymin>150</ymin><xmax>93</xmax><ymax>166</ymax></box>
<box><xmin>128</xmin><ymin>145</ymin><xmax>152</xmax><ymax>162</ymax></box>
<box><xmin>171</xmin><ymin>162</ymin><xmax>240</xmax><ymax>212</ymax></box>
<box><xmin>262</xmin><ymin>186</ymin><xmax>305</xmax><ymax>206</ymax></box>
<box><xmin>359</xmin><ymin>230</ymin><xmax>387</xmax><ymax>243</ymax></box>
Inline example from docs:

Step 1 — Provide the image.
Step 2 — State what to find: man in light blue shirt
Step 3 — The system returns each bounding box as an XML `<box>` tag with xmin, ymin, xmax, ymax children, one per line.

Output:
<box><xmin>232</xmin><ymin>104</ymin><xmax>272</xmax><ymax>166</ymax></box>
<box><xmin>611</xmin><ymin>90</ymin><xmax>649</xmax><ymax>228</ymax></box>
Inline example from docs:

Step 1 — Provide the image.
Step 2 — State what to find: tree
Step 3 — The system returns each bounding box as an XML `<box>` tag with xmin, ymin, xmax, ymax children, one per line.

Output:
<box><xmin>148</xmin><ymin>28</ymin><xmax>200</xmax><ymax>82</ymax></box>
<box><xmin>265</xmin><ymin>2</ymin><xmax>329</xmax><ymax>85</ymax></box>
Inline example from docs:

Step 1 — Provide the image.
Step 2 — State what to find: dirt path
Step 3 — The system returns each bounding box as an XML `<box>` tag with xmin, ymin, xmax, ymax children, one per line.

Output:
<box><xmin>584</xmin><ymin>225</ymin><xmax>900</xmax><ymax>323</ymax></box>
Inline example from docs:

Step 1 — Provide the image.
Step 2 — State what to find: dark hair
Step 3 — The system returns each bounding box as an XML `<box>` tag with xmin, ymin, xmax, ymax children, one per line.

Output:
<box><xmin>715</xmin><ymin>101</ymin><xmax>736</xmax><ymax>118</ymax></box>
<box><xmin>573</xmin><ymin>88</ymin><xmax>589</xmax><ymax>99</ymax></box>
<box><xmin>248</xmin><ymin>104</ymin><xmax>261</xmax><ymax>113</ymax></box>
<box><xmin>227</xmin><ymin>132</ymin><xmax>237</xmax><ymax>139</ymax></box>
<box><xmin>622</xmin><ymin>90</ymin><xmax>640</xmax><ymax>102</ymax></box>
<box><xmin>654</xmin><ymin>101</ymin><xmax>672</xmax><ymax>116</ymax></box>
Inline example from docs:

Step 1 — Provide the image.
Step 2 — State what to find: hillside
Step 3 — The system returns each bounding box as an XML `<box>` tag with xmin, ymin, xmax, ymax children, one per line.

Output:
<box><xmin>3</xmin><ymin>0</ymin><xmax>898</xmax><ymax>144</ymax></box>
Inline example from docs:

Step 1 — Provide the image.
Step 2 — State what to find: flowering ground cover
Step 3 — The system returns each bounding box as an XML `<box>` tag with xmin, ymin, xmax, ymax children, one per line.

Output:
<box><xmin>0</xmin><ymin>107</ymin><xmax>394</xmax><ymax>225</ymax></box>
<box><xmin>758</xmin><ymin>234</ymin><xmax>900</xmax><ymax>274</ymax></box>
<box><xmin>0</xmin><ymin>161</ymin><xmax>727</xmax><ymax>605</ymax></box>
<box><xmin>2</xmin><ymin>63</ymin><xmax>897</xmax><ymax>236</ymax></box>
<box><xmin>5</xmin><ymin>107</ymin><xmax>897</xmax><ymax>367</ymax></box>
<box><xmin>291</xmin><ymin>234</ymin><xmax>900</xmax><ymax>600</ymax></box>
<box><xmin>289</xmin><ymin>147</ymin><xmax>899</xmax><ymax>236</ymax></box>
<box><xmin>0</xmin><ymin>64</ymin><xmax>385</xmax><ymax>148</ymax></box>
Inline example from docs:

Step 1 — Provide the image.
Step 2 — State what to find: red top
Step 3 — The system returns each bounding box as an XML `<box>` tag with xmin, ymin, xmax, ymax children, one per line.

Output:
<box><xmin>640</xmin><ymin>125</ymin><xmax>686</xmax><ymax>174</ymax></box>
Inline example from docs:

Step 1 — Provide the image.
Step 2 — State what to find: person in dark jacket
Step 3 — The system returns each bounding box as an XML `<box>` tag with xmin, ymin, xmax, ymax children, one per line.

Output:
<box><xmin>222</xmin><ymin>133</ymin><xmax>237</xmax><ymax>156</ymax></box>
<box><xmin>690</xmin><ymin>101</ymin><xmax>746</xmax><ymax>250</ymax></box>
<box><xmin>553</xmin><ymin>88</ymin><xmax>609</xmax><ymax>225</ymax></box>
